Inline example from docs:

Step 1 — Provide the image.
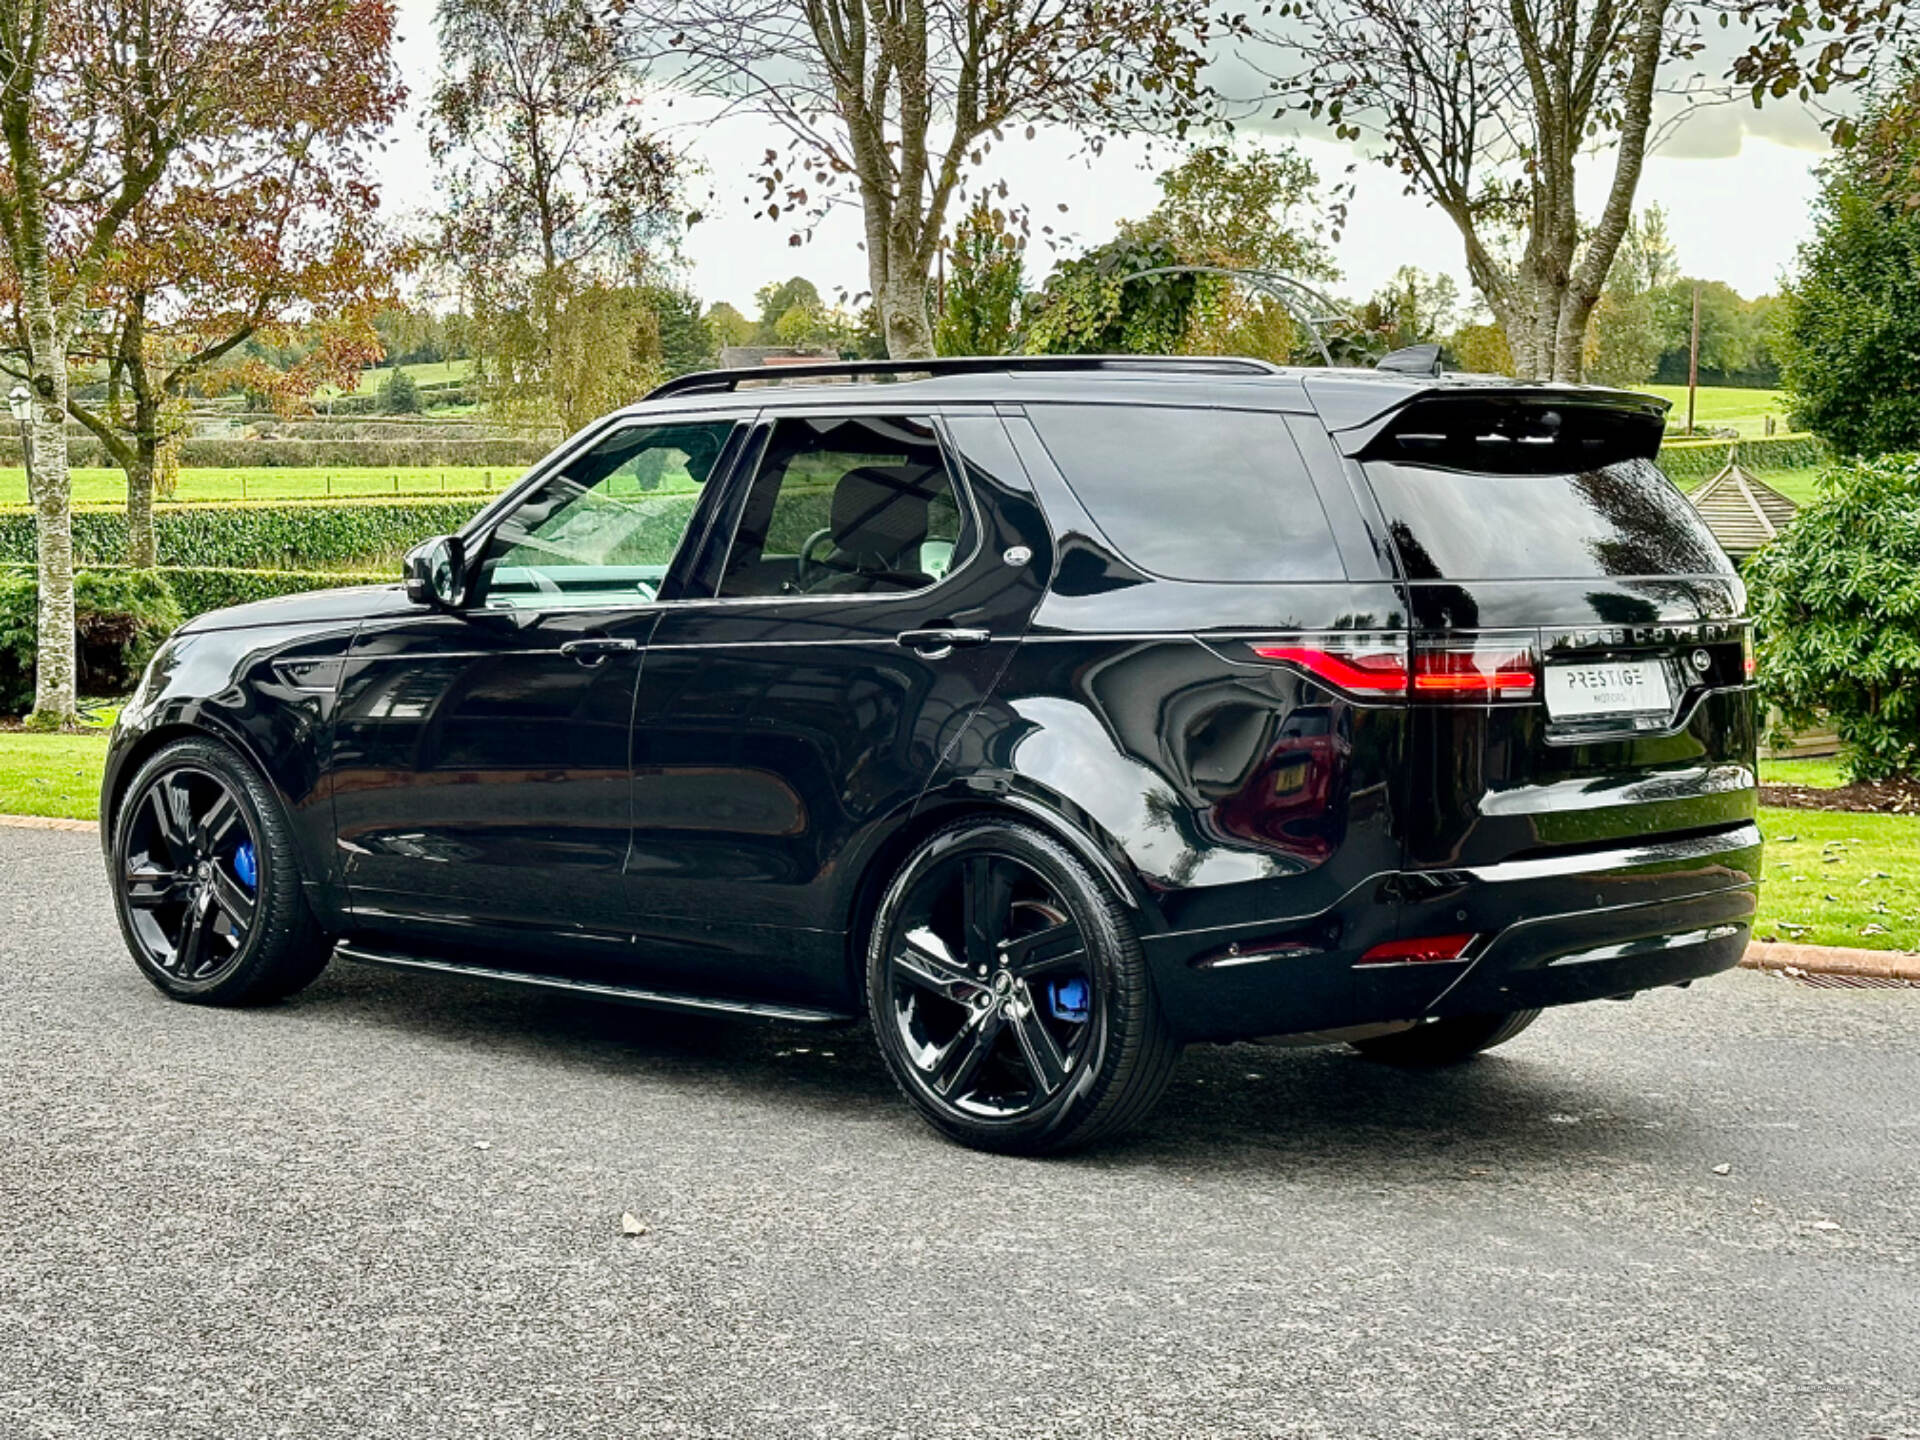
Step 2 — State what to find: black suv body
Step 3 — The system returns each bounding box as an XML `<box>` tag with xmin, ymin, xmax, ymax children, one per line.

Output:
<box><xmin>101</xmin><ymin>357</ymin><xmax>1761</xmax><ymax>1152</ymax></box>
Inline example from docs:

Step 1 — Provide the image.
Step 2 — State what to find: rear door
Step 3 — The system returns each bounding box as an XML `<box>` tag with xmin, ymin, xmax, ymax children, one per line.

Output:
<box><xmin>623</xmin><ymin>409</ymin><xmax>1049</xmax><ymax>1007</ymax></box>
<box><xmin>1341</xmin><ymin>393</ymin><xmax>1755</xmax><ymax>876</ymax></box>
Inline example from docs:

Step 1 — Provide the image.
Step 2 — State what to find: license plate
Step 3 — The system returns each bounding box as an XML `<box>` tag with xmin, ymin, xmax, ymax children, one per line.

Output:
<box><xmin>1544</xmin><ymin>660</ymin><xmax>1671</xmax><ymax>718</ymax></box>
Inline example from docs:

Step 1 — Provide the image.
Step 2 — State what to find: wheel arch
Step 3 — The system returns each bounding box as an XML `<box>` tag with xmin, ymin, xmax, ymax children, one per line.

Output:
<box><xmin>837</xmin><ymin>788</ymin><xmax>1151</xmax><ymax>1012</ymax></box>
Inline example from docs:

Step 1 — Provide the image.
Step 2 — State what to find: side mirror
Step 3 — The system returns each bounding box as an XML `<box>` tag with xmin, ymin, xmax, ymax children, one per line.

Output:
<box><xmin>404</xmin><ymin>534</ymin><xmax>466</xmax><ymax>609</ymax></box>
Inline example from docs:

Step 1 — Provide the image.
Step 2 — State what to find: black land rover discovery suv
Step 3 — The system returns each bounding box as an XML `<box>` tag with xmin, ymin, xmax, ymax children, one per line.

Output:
<box><xmin>102</xmin><ymin>356</ymin><xmax>1760</xmax><ymax>1153</ymax></box>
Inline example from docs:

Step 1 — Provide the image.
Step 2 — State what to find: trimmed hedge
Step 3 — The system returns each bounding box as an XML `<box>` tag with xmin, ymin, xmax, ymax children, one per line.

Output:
<box><xmin>1659</xmin><ymin>433</ymin><xmax>1830</xmax><ymax>482</ymax></box>
<box><xmin>157</xmin><ymin>565</ymin><xmax>389</xmax><ymax>617</ymax></box>
<box><xmin>0</xmin><ymin>434</ymin><xmax>547</xmax><ymax>468</ymax></box>
<box><xmin>0</xmin><ymin>496</ymin><xmax>488</xmax><ymax>571</ymax></box>
<box><xmin>0</xmin><ymin>568</ymin><xmax>183</xmax><ymax>714</ymax></box>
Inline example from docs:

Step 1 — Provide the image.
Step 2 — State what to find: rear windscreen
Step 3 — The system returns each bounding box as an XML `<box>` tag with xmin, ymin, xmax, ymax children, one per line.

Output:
<box><xmin>1362</xmin><ymin>457</ymin><xmax>1732</xmax><ymax>581</ymax></box>
<box><xmin>1027</xmin><ymin>404</ymin><xmax>1343</xmax><ymax>582</ymax></box>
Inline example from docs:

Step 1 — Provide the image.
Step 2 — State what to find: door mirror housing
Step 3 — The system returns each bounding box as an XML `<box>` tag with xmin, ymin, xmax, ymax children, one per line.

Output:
<box><xmin>405</xmin><ymin>534</ymin><xmax>467</xmax><ymax>609</ymax></box>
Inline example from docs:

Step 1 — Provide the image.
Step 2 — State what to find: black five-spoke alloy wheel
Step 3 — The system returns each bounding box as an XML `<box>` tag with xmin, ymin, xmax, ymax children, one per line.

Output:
<box><xmin>868</xmin><ymin>818</ymin><xmax>1179</xmax><ymax>1154</ymax></box>
<box><xmin>112</xmin><ymin>738</ymin><xmax>332</xmax><ymax>1005</ymax></box>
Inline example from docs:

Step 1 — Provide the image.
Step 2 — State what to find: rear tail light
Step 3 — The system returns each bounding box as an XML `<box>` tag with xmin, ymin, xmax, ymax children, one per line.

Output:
<box><xmin>1247</xmin><ymin>633</ymin><xmax>1538</xmax><ymax>702</ymax></box>
<box><xmin>1355</xmin><ymin>934</ymin><xmax>1476</xmax><ymax>966</ymax></box>
<box><xmin>1742</xmin><ymin>628</ymin><xmax>1756</xmax><ymax>681</ymax></box>
<box><xmin>1412</xmin><ymin>636</ymin><xmax>1538</xmax><ymax>700</ymax></box>
<box><xmin>1248</xmin><ymin>638</ymin><xmax>1408</xmax><ymax>695</ymax></box>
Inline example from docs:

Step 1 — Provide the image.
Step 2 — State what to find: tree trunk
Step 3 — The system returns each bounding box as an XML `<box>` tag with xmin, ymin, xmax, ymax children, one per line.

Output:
<box><xmin>26</xmin><ymin>367</ymin><xmax>76</xmax><ymax>727</ymax></box>
<box><xmin>126</xmin><ymin>443</ymin><xmax>157</xmax><ymax>569</ymax></box>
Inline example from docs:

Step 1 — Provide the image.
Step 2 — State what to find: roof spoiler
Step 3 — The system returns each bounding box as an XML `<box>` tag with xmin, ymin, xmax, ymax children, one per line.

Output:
<box><xmin>1347</xmin><ymin>392</ymin><xmax>1670</xmax><ymax>472</ymax></box>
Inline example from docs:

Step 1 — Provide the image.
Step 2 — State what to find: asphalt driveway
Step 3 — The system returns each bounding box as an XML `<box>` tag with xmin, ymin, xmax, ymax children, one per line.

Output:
<box><xmin>2</xmin><ymin>824</ymin><xmax>1916</xmax><ymax>1439</ymax></box>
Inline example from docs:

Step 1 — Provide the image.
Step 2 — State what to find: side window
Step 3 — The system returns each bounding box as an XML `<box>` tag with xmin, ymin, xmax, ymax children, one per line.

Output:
<box><xmin>1027</xmin><ymin>404</ymin><xmax>1345</xmax><ymax>583</ymax></box>
<box><xmin>716</xmin><ymin>415</ymin><xmax>969</xmax><ymax>599</ymax></box>
<box><xmin>471</xmin><ymin>420</ymin><xmax>738</xmax><ymax>609</ymax></box>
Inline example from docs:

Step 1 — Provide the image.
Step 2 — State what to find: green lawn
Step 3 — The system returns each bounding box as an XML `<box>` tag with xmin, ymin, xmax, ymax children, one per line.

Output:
<box><xmin>1643</xmin><ymin>384</ymin><xmax>1789</xmax><ymax>437</ymax></box>
<box><xmin>335</xmin><ymin>358</ymin><xmax>475</xmax><ymax>398</ymax></box>
<box><xmin>1760</xmin><ymin>756</ymin><xmax>1848</xmax><ymax>788</ymax></box>
<box><xmin>0</xmin><ymin>729</ymin><xmax>108</xmax><ymax>819</ymax></box>
<box><xmin>0</xmin><ymin>465</ymin><xmax>513</xmax><ymax>506</ymax></box>
<box><xmin>1756</xmin><ymin>807</ymin><xmax>1920</xmax><ymax>951</ymax></box>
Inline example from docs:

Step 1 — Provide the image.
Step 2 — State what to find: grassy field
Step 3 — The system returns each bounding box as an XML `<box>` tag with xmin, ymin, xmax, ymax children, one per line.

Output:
<box><xmin>1644</xmin><ymin>384</ymin><xmax>1789</xmax><ymax>437</ymax></box>
<box><xmin>336</xmin><ymin>358</ymin><xmax>475</xmax><ymax>398</ymax></box>
<box><xmin>0</xmin><ymin>465</ymin><xmax>514</xmax><ymax>506</ymax></box>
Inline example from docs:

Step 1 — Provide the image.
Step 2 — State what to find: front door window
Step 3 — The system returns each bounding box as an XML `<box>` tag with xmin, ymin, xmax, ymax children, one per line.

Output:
<box><xmin>471</xmin><ymin>420</ymin><xmax>738</xmax><ymax>609</ymax></box>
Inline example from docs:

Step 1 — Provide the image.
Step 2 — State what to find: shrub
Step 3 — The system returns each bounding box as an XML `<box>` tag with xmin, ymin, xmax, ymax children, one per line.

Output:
<box><xmin>1746</xmin><ymin>453</ymin><xmax>1920</xmax><ymax>779</ymax></box>
<box><xmin>380</xmin><ymin>367</ymin><xmax>424</xmax><ymax>414</ymax></box>
<box><xmin>156</xmin><ymin>565</ymin><xmax>389</xmax><ymax>618</ymax></box>
<box><xmin>0</xmin><ymin>569</ymin><xmax>183</xmax><ymax>715</ymax></box>
<box><xmin>1657</xmin><ymin>433</ymin><xmax>1829</xmax><ymax>483</ymax></box>
<box><xmin>0</xmin><ymin>496</ymin><xmax>487</xmax><ymax>571</ymax></box>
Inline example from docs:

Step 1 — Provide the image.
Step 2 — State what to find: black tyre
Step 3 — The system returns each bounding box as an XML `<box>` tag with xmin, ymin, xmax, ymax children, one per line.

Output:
<box><xmin>110</xmin><ymin>736</ymin><xmax>332</xmax><ymax>1006</ymax></box>
<box><xmin>866</xmin><ymin>817</ymin><xmax>1179</xmax><ymax>1155</ymax></box>
<box><xmin>1349</xmin><ymin>1009</ymin><xmax>1541</xmax><ymax>1066</ymax></box>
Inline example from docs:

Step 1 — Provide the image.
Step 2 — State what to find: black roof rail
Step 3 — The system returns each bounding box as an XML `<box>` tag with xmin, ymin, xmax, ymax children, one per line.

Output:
<box><xmin>644</xmin><ymin>354</ymin><xmax>1283</xmax><ymax>402</ymax></box>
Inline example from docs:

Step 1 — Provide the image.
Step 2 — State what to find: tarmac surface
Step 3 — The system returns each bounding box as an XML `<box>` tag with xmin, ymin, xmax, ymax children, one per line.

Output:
<box><xmin>3</xmin><ymin>824</ymin><xmax>1916</xmax><ymax>1439</ymax></box>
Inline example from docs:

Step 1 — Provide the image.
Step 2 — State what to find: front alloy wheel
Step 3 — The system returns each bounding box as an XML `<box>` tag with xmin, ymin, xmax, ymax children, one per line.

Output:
<box><xmin>112</xmin><ymin>737</ymin><xmax>332</xmax><ymax>1005</ymax></box>
<box><xmin>120</xmin><ymin>765</ymin><xmax>260</xmax><ymax>987</ymax></box>
<box><xmin>868</xmin><ymin>819</ymin><xmax>1179</xmax><ymax>1153</ymax></box>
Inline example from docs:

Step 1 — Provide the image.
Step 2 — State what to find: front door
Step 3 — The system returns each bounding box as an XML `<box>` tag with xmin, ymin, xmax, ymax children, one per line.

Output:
<box><xmin>625</xmin><ymin>411</ymin><xmax>1051</xmax><ymax>1006</ymax></box>
<box><xmin>331</xmin><ymin>416</ymin><xmax>745</xmax><ymax>958</ymax></box>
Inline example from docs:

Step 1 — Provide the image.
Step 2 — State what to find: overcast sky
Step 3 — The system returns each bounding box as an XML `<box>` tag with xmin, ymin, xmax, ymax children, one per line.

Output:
<box><xmin>385</xmin><ymin>0</ymin><xmax>1831</xmax><ymax>314</ymax></box>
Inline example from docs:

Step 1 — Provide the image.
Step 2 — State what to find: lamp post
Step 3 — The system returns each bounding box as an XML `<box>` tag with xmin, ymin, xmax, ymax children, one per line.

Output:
<box><xmin>8</xmin><ymin>384</ymin><xmax>33</xmax><ymax>501</ymax></box>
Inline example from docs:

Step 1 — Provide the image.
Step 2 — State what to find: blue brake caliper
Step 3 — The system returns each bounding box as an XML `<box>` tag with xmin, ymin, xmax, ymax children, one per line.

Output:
<box><xmin>233</xmin><ymin>841</ymin><xmax>257</xmax><ymax>891</ymax></box>
<box><xmin>1047</xmin><ymin>977</ymin><xmax>1090</xmax><ymax>1023</ymax></box>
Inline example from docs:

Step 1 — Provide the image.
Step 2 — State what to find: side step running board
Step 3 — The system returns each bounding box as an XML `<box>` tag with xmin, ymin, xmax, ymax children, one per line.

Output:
<box><xmin>334</xmin><ymin>942</ymin><xmax>855</xmax><ymax>1027</ymax></box>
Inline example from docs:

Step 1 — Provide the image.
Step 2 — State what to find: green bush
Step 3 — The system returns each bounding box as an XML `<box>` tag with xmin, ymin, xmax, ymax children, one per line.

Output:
<box><xmin>0</xmin><ymin>569</ymin><xmax>182</xmax><ymax>715</ymax></box>
<box><xmin>156</xmin><ymin>566</ymin><xmax>389</xmax><ymax>618</ymax></box>
<box><xmin>0</xmin><ymin>496</ymin><xmax>487</xmax><ymax>571</ymax></box>
<box><xmin>1658</xmin><ymin>434</ymin><xmax>1829</xmax><ymax>482</ymax></box>
<box><xmin>1746</xmin><ymin>453</ymin><xmax>1920</xmax><ymax>779</ymax></box>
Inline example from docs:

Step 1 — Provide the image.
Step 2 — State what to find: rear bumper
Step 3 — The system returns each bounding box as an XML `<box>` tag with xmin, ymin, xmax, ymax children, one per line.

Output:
<box><xmin>1144</xmin><ymin>822</ymin><xmax>1761</xmax><ymax>1042</ymax></box>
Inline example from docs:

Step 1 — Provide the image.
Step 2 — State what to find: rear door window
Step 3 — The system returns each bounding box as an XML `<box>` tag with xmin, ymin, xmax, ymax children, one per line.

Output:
<box><xmin>1026</xmin><ymin>404</ymin><xmax>1344</xmax><ymax>582</ymax></box>
<box><xmin>1363</xmin><ymin>457</ymin><xmax>1731</xmax><ymax>581</ymax></box>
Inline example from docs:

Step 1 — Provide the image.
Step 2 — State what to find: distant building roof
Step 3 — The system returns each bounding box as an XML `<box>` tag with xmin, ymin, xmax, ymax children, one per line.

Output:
<box><xmin>1687</xmin><ymin>457</ymin><xmax>1799</xmax><ymax>557</ymax></box>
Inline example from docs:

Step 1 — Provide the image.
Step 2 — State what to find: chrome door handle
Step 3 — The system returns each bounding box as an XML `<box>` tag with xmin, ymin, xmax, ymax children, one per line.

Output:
<box><xmin>896</xmin><ymin>628</ymin><xmax>991</xmax><ymax>657</ymax></box>
<box><xmin>559</xmin><ymin>637</ymin><xmax>641</xmax><ymax>666</ymax></box>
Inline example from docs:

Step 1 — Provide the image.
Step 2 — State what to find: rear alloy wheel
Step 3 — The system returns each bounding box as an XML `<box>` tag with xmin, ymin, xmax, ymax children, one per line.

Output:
<box><xmin>867</xmin><ymin>818</ymin><xmax>1178</xmax><ymax>1154</ymax></box>
<box><xmin>112</xmin><ymin>737</ymin><xmax>332</xmax><ymax>1005</ymax></box>
<box><xmin>1349</xmin><ymin>1009</ymin><xmax>1541</xmax><ymax>1066</ymax></box>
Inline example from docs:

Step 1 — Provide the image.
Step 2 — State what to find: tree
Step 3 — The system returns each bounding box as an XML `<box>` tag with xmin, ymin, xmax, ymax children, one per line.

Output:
<box><xmin>1256</xmin><ymin>0</ymin><xmax>1914</xmax><ymax>381</ymax></box>
<box><xmin>380</xmin><ymin>366</ymin><xmax>424</xmax><ymax>414</ymax></box>
<box><xmin>0</xmin><ymin>0</ymin><xmax>389</xmax><ymax>726</ymax></box>
<box><xmin>431</xmin><ymin>0</ymin><xmax>686</xmax><ymax>426</ymax></box>
<box><xmin>1367</xmin><ymin>267</ymin><xmax>1460</xmax><ymax>346</ymax></box>
<box><xmin>630</xmin><ymin>0</ymin><xmax>1243</xmax><ymax>359</ymax></box>
<box><xmin>1024</xmin><ymin>235</ymin><xmax>1203</xmax><ymax>356</ymax></box>
<box><xmin>1747</xmin><ymin>455</ymin><xmax>1920</xmax><ymax>780</ymax></box>
<box><xmin>47</xmin><ymin>25</ymin><xmax>403</xmax><ymax>566</ymax></box>
<box><xmin>706</xmin><ymin>302</ymin><xmax>754</xmax><ymax>350</ymax></box>
<box><xmin>936</xmin><ymin>199</ymin><xmax>1024</xmax><ymax>357</ymax></box>
<box><xmin>1778</xmin><ymin>69</ymin><xmax>1920</xmax><ymax>454</ymax></box>
<box><xmin>1584</xmin><ymin>210</ymin><xmax>1675</xmax><ymax>386</ymax></box>
<box><xmin>642</xmin><ymin>285</ymin><xmax>717</xmax><ymax>376</ymax></box>
<box><xmin>752</xmin><ymin>276</ymin><xmax>823</xmax><ymax>343</ymax></box>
